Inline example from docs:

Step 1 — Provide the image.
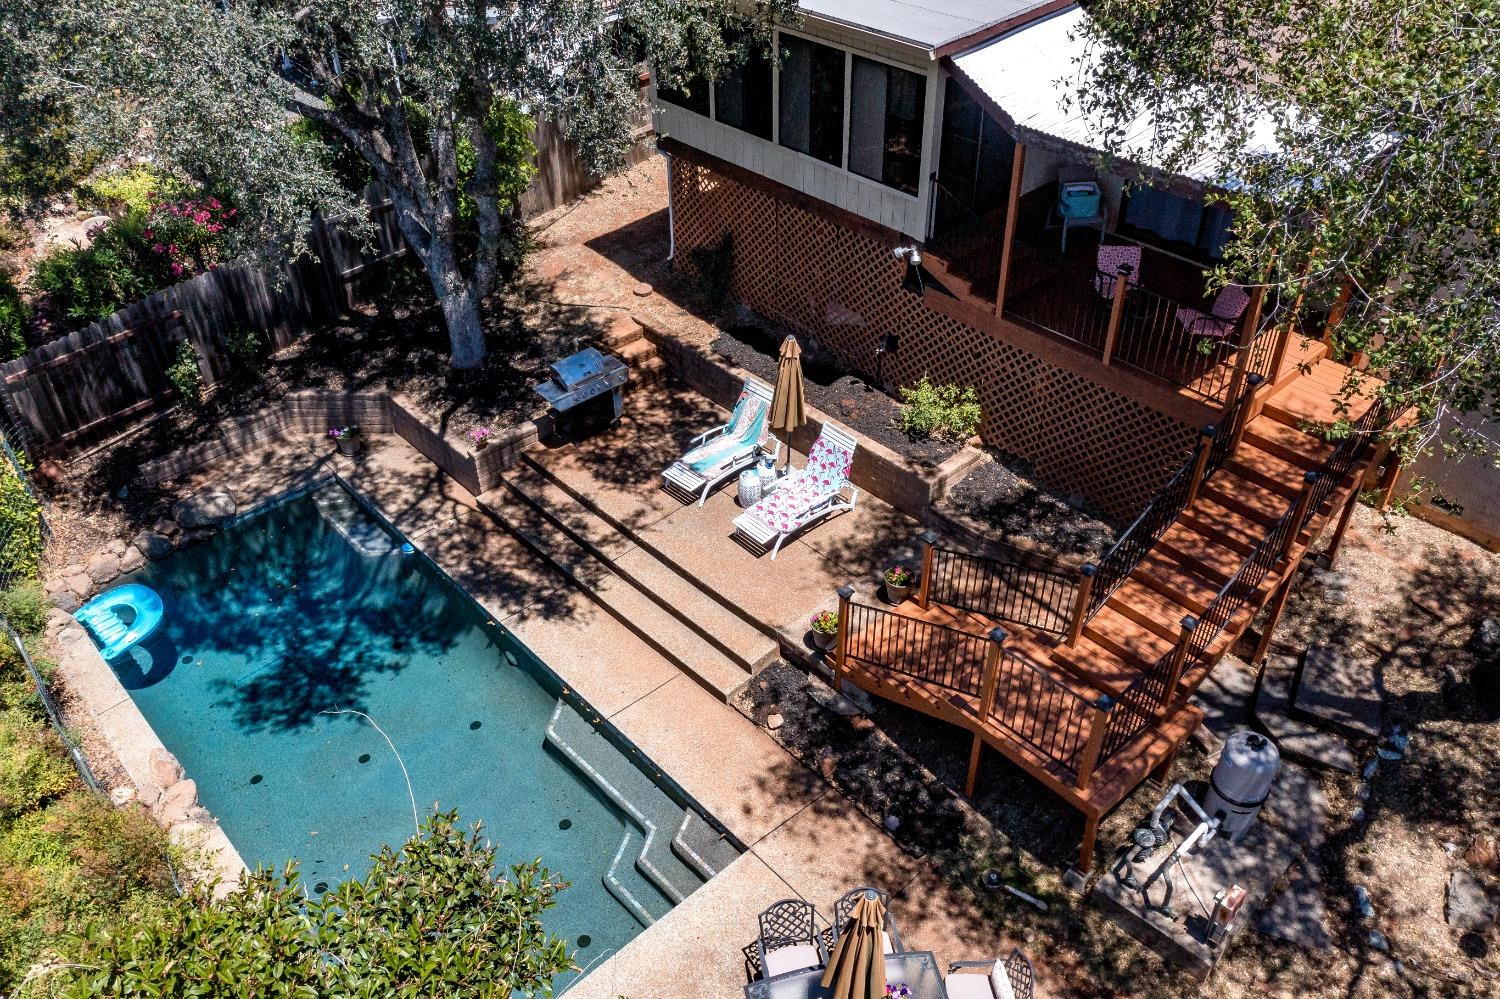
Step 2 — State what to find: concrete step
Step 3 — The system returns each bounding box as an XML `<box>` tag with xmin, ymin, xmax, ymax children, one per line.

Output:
<box><xmin>602</xmin><ymin>316</ymin><xmax>647</xmax><ymax>350</ymax></box>
<box><xmin>605</xmin><ymin>828</ymin><xmax>670</xmax><ymax>927</ymax></box>
<box><xmin>312</xmin><ymin>483</ymin><xmax>398</xmax><ymax>556</ymax></box>
<box><xmin>482</xmin><ymin>476</ymin><xmax>755</xmax><ymax>700</ymax></box>
<box><xmin>545</xmin><ymin>700</ymin><xmax>725</xmax><ymax>914</ymax></box>
<box><xmin>671</xmin><ymin>810</ymin><xmax>741</xmax><ymax>880</ymax></box>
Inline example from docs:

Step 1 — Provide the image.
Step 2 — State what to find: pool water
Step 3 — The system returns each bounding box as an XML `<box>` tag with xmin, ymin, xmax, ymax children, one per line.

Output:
<box><xmin>114</xmin><ymin>484</ymin><xmax>706</xmax><ymax>980</ymax></box>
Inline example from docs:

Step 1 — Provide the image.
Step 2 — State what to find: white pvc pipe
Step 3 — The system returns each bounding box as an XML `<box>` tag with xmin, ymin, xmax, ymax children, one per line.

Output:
<box><xmin>660</xmin><ymin>149</ymin><xmax>676</xmax><ymax>263</ymax></box>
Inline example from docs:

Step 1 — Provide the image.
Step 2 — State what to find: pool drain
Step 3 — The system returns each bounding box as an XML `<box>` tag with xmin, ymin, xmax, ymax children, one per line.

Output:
<box><xmin>249</xmin><ymin>774</ymin><xmax>263</xmax><ymax>785</ymax></box>
<box><xmin>559</xmin><ymin>819</ymin><xmax>572</xmax><ymax>830</ymax></box>
<box><xmin>469</xmin><ymin>720</ymin><xmax>482</xmax><ymax>730</ymax></box>
<box><xmin>578</xmin><ymin>935</ymin><xmax>591</xmax><ymax>948</ymax></box>
<box><xmin>358</xmin><ymin>753</ymin><xmax>371</xmax><ymax>763</ymax></box>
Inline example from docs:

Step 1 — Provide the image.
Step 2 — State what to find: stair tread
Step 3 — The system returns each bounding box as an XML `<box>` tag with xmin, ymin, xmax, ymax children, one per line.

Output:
<box><xmin>1082</xmin><ymin>606</ymin><xmax>1175</xmax><ymax>672</ymax></box>
<box><xmin>1132</xmin><ymin>550</ymin><xmax>1223</xmax><ymax>614</ymax></box>
<box><xmin>1243</xmin><ymin>419</ymin><xmax>1333</xmax><ymax>467</ymax></box>
<box><xmin>1198</xmin><ymin>477</ymin><xmax>1289</xmax><ymax>525</ymax></box>
<box><xmin>1107</xmin><ymin>578</ymin><xmax>1197</xmax><ymax>643</ymax></box>
<box><xmin>1156</xmin><ymin>523</ymin><xmax>1247</xmax><ymax>583</ymax></box>
<box><xmin>1226</xmin><ymin>445</ymin><xmax>1311</xmax><ymax>495</ymax></box>
<box><xmin>1180</xmin><ymin>495</ymin><xmax>1272</xmax><ymax>554</ymax></box>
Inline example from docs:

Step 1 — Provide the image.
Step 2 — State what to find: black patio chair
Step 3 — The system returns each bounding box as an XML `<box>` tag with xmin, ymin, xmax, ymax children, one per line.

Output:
<box><xmin>756</xmin><ymin>898</ymin><xmax>827</xmax><ymax>979</ymax></box>
<box><xmin>946</xmin><ymin>947</ymin><xmax>1036</xmax><ymax>999</ymax></box>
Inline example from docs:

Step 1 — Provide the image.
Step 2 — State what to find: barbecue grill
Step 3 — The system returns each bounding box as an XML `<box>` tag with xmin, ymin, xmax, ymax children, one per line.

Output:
<box><xmin>532</xmin><ymin>347</ymin><xmax>629</xmax><ymax>441</ymax></box>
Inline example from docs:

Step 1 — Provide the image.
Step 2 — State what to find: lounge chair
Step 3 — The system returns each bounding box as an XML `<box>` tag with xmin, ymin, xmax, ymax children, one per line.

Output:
<box><xmin>662</xmin><ymin>378</ymin><xmax>778</xmax><ymax>506</ymax></box>
<box><xmin>945</xmin><ymin>948</ymin><xmax>1036</xmax><ymax>999</ymax></box>
<box><xmin>831</xmin><ymin>886</ymin><xmax>904</xmax><ymax>955</ymax></box>
<box><xmin>756</xmin><ymin>898</ymin><xmax>827</xmax><ymax>978</ymax></box>
<box><xmin>731</xmin><ymin>423</ymin><xmax>859</xmax><ymax>560</ymax></box>
<box><xmin>1093</xmin><ymin>243</ymin><xmax>1142</xmax><ymax>300</ymax></box>
<box><xmin>1175</xmin><ymin>284</ymin><xmax>1251</xmax><ymax>339</ymax></box>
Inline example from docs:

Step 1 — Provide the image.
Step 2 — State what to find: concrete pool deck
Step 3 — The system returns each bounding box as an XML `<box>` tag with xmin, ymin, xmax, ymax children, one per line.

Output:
<box><xmin>61</xmin><ymin>379</ymin><xmax>991</xmax><ymax>994</ymax></box>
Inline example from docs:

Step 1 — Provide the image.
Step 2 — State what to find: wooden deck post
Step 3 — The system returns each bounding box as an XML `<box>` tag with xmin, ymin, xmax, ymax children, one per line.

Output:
<box><xmin>1101</xmin><ymin>265</ymin><xmax>1133</xmax><ymax>367</ymax></box>
<box><xmin>1323</xmin><ymin>485</ymin><xmax>1361</xmax><ymax>568</ymax></box>
<box><xmin>1281</xmin><ymin>471</ymin><xmax>1320</xmax><ymax>562</ymax></box>
<box><xmin>1066</xmin><ymin>563</ymin><xmax>1097</xmax><ymax>647</ymax></box>
<box><xmin>1248</xmin><ymin>569</ymin><xmax>1297</xmax><ymax>666</ymax></box>
<box><xmin>917</xmin><ymin>530</ymin><xmax>938</xmax><ymax>609</ymax></box>
<box><xmin>1376</xmin><ymin>454</ymin><xmax>1404</xmax><ymax>510</ymax></box>
<box><xmin>1222</xmin><ymin>284</ymin><xmax>1265</xmax><ymax>407</ymax></box>
<box><xmin>1161</xmin><ymin>615</ymin><xmax>1197</xmax><ymax>710</ymax></box>
<box><xmin>965</xmin><ymin>626</ymin><xmax>1008</xmax><ymax>797</ymax></box>
<box><xmin>1323</xmin><ymin>278</ymin><xmax>1355</xmax><ymax>351</ymax></box>
<box><xmin>1073</xmin><ymin>694</ymin><xmax>1114</xmax><ymax>790</ymax></box>
<box><xmin>994</xmin><ymin>143</ymin><xmax>1027</xmax><ymax>317</ymax></box>
<box><xmin>1227</xmin><ymin>372</ymin><xmax>1266</xmax><ymax>458</ymax></box>
<box><xmin>833</xmin><ymin>585</ymin><xmax>854</xmax><ymax>692</ymax></box>
<box><xmin>1184</xmin><ymin>424</ymin><xmax>1216</xmax><ymax>510</ymax></box>
<box><xmin>1075</xmin><ymin>812</ymin><xmax>1102</xmax><ymax>877</ymax></box>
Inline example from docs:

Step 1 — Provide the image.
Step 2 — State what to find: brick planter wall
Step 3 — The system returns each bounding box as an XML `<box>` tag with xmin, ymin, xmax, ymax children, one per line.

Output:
<box><xmin>668</xmin><ymin>156</ymin><xmax>1197</xmax><ymax>521</ymax></box>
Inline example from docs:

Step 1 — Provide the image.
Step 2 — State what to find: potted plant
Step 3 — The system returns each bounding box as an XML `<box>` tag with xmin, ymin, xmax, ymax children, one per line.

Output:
<box><xmin>329</xmin><ymin>425</ymin><xmax>362</xmax><ymax>456</ymax></box>
<box><xmin>810</xmin><ymin>609</ymin><xmax>839</xmax><ymax>651</ymax></box>
<box><xmin>884</xmin><ymin>565</ymin><xmax>912</xmax><ymax>603</ymax></box>
<box><xmin>466</xmin><ymin>425</ymin><xmax>494</xmax><ymax>451</ymax></box>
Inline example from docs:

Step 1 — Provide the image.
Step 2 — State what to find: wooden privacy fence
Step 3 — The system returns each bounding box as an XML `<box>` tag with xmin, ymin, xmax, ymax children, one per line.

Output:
<box><xmin>0</xmin><ymin>187</ymin><xmax>405</xmax><ymax>454</ymax></box>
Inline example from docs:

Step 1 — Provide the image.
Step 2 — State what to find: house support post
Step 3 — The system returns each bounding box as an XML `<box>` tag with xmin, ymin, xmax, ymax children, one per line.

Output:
<box><xmin>1281</xmin><ymin>471</ymin><xmax>1321</xmax><ymax>562</ymax></box>
<box><xmin>1323</xmin><ymin>484</ymin><xmax>1361</xmax><ymax>568</ymax></box>
<box><xmin>994</xmin><ymin>143</ymin><xmax>1027</xmax><ymax>316</ymax></box>
<box><xmin>1323</xmin><ymin>278</ymin><xmax>1355</xmax><ymax>352</ymax></box>
<box><xmin>964</xmin><ymin>627</ymin><xmax>1007</xmax><ymax>797</ymax></box>
<box><xmin>1161</xmin><ymin>615</ymin><xmax>1197</xmax><ymax>711</ymax></box>
<box><xmin>1248</xmin><ymin>569</ymin><xmax>1298</xmax><ymax>667</ymax></box>
<box><xmin>1184</xmin><ymin>424</ymin><xmax>1216</xmax><ymax>510</ymax></box>
<box><xmin>1101</xmin><ymin>265</ymin><xmax>1132</xmax><ymax>367</ymax></box>
<box><xmin>1066</xmin><ymin>563</ymin><xmax>1097</xmax><ymax>647</ymax></box>
<box><xmin>1073</xmin><ymin>694</ymin><xmax>1114</xmax><ymax>790</ymax></box>
<box><xmin>833</xmin><ymin>585</ymin><xmax>854</xmax><ymax>692</ymax></box>
<box><xmin>917</xmin><ymin>530</ymin><xmax>938</xmax><ymax>609</ymax></box>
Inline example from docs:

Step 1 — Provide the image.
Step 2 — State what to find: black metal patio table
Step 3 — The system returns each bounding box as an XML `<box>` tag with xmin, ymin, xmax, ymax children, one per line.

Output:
<box><xmin>743</xmin><ymin>951</ymin><xmax>949</xmax><ymax>999</ymax></box>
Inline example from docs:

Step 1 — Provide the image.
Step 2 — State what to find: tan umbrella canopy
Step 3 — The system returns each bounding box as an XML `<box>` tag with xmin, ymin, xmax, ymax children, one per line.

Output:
<box><xmin>821</xmin><ymin>890</ymin><xmax>886</xmax><ymax>999</ymax></box>
<box><xmin>770</xmin><ymin>335</ymin><xmax>807</xmax><ymax>471</ymax></box>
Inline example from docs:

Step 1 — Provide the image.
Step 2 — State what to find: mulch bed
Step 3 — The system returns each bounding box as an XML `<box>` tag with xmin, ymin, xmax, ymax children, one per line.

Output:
<box><xmin>941</xmin><ymin>448</ymin><xmax>1118</xmax><ymax>565</ymax></box>
<box><xmin>708</xmin><ymin>321</ymin><xmax>963</xmax><ymax>469</ymax></box>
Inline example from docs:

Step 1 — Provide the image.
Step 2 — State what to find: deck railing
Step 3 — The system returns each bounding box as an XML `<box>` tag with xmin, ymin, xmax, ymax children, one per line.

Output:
<box><xmin>917</xmin><ymin>533</ymin><xmax>1077</xmax><ymax>636</ymax></box>
<box><xmin>925</xmin><ymin>177</ymin><xmax>1002</xmax><ymax>302</ymax></box>
<box><xmin>840</xmin><ymin>598</ymin><xmax>990</xmax><ymax>697</ymax></box>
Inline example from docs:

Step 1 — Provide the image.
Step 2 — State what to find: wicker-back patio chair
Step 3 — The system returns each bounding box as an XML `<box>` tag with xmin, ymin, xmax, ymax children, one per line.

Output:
<box><xmin>755</xmin><ymin>898</ymin><xmax>827</xmax><ymax>979</ymax></box>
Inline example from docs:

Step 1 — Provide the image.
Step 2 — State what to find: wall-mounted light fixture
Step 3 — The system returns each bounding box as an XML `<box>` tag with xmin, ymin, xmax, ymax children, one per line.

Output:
<box><xmin>893</xmin><ymin>245</ymin><xmax>925</xmax><ymax>297</ymax></box>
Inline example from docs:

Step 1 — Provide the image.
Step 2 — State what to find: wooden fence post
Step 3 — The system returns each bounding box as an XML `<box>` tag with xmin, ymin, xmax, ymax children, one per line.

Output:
<box><xmin>1074</xmin><ymin>694</ymin><xmax>1115</xmax><ymax>790</ymax></box>
<box><xmin>1162</xmin><ymin>615</ymin><xmax>1197</xmax><ymax>709</ymax></box>
<box><xmin>1184</xmin><ymin>424</ymin><xmax>1216</xmax><ymax>510</ymax></box>
<box><xmin>917</xmin><ymin>531</ymin><xmax>938</xmax><ymax>609</ymax></box>
<box><xmin>1281</xmin><ymin>471</ymin><xmax>1320</xmax><ymax>562</ymax></box>
<box><xmin>966</xmin><ymin>627</ymin><xmax>1008</xmax><ymax>797</ymax></box>
<box><xmin>834</xmin><ymin>585</ymin><xmax>854</xmax><ymax>693</ymax></box>
<box><xmin>1376</xmin><ymin>454</ymin><xmax>1404</xmax><ymax>510</ymax></box>
<box><xmin>1066</xmin><ymin>563</ymin><xmax>1097</xmax><ymax>647</ymax></box>
<box><xmin>1101</xmin><ymin>265</ymin><xmax>1133</xmax><ymax>366</ymax></box>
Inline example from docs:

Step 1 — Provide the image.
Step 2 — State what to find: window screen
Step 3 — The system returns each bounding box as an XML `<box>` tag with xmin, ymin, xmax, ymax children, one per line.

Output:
<box><xmin>778</xmin><ymin>35</ymin><xmax>846</xmax><ymax>165</ymax></box>
<box><xmin>848</xmin><ymin>57</ymin><xmax>926</xmax><ymax>195</ymax></box>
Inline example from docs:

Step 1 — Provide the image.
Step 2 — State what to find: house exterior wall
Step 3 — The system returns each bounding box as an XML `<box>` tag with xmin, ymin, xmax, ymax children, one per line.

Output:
<box><xmin>650</xmin><ymin>19</ymin><xmax>941</xmax><ymax>240</ymax></box>
<box><xmin>669</xmin><ymin>152</ymin><xmax>1198</xmax><ymax>521</ymax></box>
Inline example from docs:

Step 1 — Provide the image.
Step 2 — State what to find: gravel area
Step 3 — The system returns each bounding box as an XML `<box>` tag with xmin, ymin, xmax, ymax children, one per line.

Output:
<box><xmin>709</xmin><ymin>321</ymin><xmax>964</xmax><ymax>468</ymax></box>
<box><xmin>941</xmin><ymin>448</ymin><xmax>1119</xmax><ymax>565</ymax></box>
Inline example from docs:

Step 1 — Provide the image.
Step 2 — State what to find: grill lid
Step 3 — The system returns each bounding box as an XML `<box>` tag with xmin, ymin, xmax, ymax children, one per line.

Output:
<box><xmin>549</xmin><ymin>347</ymin><xmax>611</xmax><ymax>390</ymax></box>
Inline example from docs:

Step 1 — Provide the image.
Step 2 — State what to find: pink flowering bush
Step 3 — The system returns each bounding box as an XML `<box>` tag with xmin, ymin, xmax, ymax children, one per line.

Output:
<box><xmin>143</xmin><ymin>196</ymin><xmax>236</xmax><ymax>277</ymax></box>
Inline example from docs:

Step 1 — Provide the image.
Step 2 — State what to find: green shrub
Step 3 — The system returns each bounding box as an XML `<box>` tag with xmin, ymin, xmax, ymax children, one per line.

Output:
<box><xmin>0</xmin><ymin>583</ymin><xmax>48</xmax><ymax>637</ymax></box>
<box><xmin>0</xmin><ymin>467</ymin><xmax>42</xmax><ymax>584</ymax></box>
<box><xmin>29</xmin><ymin>210</ymin><xmax>170</xmax><ymax>323</ymax></box>
<box><xmin>0</xmin><ymin>275</ymin><xmax>27</xmax><ymax>361</ymax></box>
<box><xmin>0</xmin><ymin>710</ymin><xmax>75</xmax><ymax>821</ymax></box>
<box><xmin>223</xmin><ymin>324</ymin><xmax>262</xmax><ymax>380</ymax></box>
<box><xmin>896</xmin><ymin>377</ymin><xmax>982</xmax><ymax>443</ymax></box>
<box><xmin>78</xmin><ymin>166</ymin><xmax>182</xmax><ymax>218</ymax></box>
<box><xmin>166</xmin><ymin>340</ymin><xmax>204</xmax><ymax>406</ymax></box>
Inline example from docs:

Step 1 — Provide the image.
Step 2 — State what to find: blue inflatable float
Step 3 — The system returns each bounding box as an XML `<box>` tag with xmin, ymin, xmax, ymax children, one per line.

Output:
<box><xmin>75</xmin><ymin>583</ymin><xmax>163</xmax><ymax>660</ymax></box>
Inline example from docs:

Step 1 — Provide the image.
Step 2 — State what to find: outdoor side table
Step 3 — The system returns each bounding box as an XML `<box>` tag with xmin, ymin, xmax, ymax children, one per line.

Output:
<box><xmin>739</xmin><ymin>469</ymin><xmax>764</xmax><ymax>507</ymax></box>
<box><xmin>743</xmin><ymin>951</ymin><xmax>948</xmax><ymax>999</ymax></box>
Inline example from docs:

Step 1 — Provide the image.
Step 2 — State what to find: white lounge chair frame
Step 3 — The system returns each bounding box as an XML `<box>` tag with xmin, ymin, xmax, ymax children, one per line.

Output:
<box><xmin>732</xmin><ymin>422</ymin><xmax>860</xmax><ymax>560</ymax></box>
<box><xmin>662</xmin><ymin>378</ymin><xmax>779</xmax><ymax>506</ymax></box>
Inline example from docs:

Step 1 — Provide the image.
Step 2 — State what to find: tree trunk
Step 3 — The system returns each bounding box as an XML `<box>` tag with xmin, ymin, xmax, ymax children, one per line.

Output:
<box><xmin>437</xmin><ymin>283</ymin><xmax>486</xmax><ymax>369</ymax></box>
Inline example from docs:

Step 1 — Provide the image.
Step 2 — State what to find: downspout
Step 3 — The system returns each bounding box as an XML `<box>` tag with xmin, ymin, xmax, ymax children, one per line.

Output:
<box><xmin>660</xmin><ymin>149</ymin><xmax>676</xmax><ymax>263</ymax></box>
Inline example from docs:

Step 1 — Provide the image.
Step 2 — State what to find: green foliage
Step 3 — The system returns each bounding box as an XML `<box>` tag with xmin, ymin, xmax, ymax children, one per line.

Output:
<box><xmin>0</xmin><ymin>583</ymin><xmax>48</xmax><ymax>636</ymax></box>
<box><xmin>166</xmin><ymin>340</ymin><xmax>204</xmax><ymax>406</ymax></box>
<box><xmin>28</xmin><ymin>210</ymin><xmax>171</xmax><ymax>324</ymax></box>
<box><xmin>0</xmin><ymin>710</ymin><xmax>74</xmax><ymax>821</ymax></box>
<box><xmin>0</xmin><ymin>790</ymin><xmax>174</xmax><ymax>990</ymax></box>
<box><xmin>223</xmin><ymin>324</ymin><xmax>262</xmax><ymax>381</ymax></box>
<box><xmin>62</xmin><ymin>810</ymin><xmax>573</xmax><ymax>998</ymax></box>
<box><xmin>0</xmin><ymin>274</ymin><xmax>27</xmax><ymax>361</ymax></box>
<box><xmin>896</xmin><ymin>378</ymin><xmax>982</xmax><ymax>443</ymax></box>
<box><xmin>0</xmin><ymin>465</ymin><xmax>41</xmax><ymax>584</ymax></box>
<box><xmin>78</xmin><ymin>165</ymin><xmax>181</xmax><ymax>217</ymax></box>
<box><xmin>688</xmin><ymin>233</ymin><xmax>735</xmax><ymax>311</ymax></box>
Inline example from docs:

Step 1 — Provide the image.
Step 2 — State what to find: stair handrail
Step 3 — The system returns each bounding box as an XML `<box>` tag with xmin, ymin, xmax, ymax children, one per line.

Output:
<box><xmin>916</xmin><ymin>532</ymin><xmax>1078</xmax><ymax>636</ymax></box>
<box><xmin>1082</xmin><ymin>373</ymin><xmax>1263</xmax><ymax>625</ymax></box>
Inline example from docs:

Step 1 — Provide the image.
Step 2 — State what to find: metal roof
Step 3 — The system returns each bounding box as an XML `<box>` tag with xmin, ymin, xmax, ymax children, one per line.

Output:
<box><xmin>800</xmin><ymin>0</ymin><xmax>1058</xmax><ymax>52</ymax></box>
<box><xmin>950</xmin><ymin>6</ymin><xmax>1282</xmax><ymax>184</ymax></box>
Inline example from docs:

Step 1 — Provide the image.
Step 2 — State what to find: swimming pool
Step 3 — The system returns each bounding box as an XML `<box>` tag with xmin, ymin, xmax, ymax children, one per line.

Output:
<box><xmin>111</xmin><ymin>481</ymin><xmax>738</xmax><ymax>984</ymax></box>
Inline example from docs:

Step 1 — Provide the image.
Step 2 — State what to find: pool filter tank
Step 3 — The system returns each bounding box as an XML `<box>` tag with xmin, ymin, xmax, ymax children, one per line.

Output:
<box><xmin>1202</xmin><ymin>730</ymin><xmax>1280</xmax><ymax>843</ymax></box>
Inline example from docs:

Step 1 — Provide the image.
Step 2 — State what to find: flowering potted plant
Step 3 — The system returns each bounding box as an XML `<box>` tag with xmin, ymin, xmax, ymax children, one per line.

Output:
<box><xmin>884</xmin><ymin>565</ymin><xmax>913</xmax><ymax>603</ymax></box>
<box><xmin>810</xmin><ymin>609</ymin><xmax>839</xmax><ymax>651</ymax></box>
<box><xmin>885</xmin><ymin>984</ymin><xmax>912</xmax><ymax>998</ymax></box>
<box><xmin>329</xmin><ymin>425</ymin><xmax>362</xmax><ymax>456</ymax></box>
<box><xmin>467</xmin><ymin>426</ymin><xmax>494</xmax><ymax>451</ymax></box>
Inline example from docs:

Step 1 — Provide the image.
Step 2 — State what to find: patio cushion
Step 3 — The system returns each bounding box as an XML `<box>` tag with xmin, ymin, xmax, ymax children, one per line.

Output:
<box><xmin>1094</xmin><ymin>244</ymin><xmax>1143</xmax><ymax>298</ymax></box>
<box><xmin>989</xmin><ymin>961</ymin><xmax>1017</xmax><ymax>999</ymax></box>
<box><xmin>763</xmin><ymin>943</ymin><xmax>822</xmax><ymax>977</ymax></box>
<box><xmin>944</xmin><ymin>972</ymin><xmax>996</xmax><ymax>999</ymax></box>
<box><xmin>681</xmin><ymin>393</ymin><xmax>766</xmax><ymax>476</ymax></box>
<box><xmin>742</xmin><ymin>434</ymin><xmax>854</xmax><ymax>534</ymax></box>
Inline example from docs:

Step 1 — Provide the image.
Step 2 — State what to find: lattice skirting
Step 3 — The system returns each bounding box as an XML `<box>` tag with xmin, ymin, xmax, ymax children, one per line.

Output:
<box><xmin>670</xmin><ymin>157</ymin><xmax>1198</xmax><ymax>522</ymax></box>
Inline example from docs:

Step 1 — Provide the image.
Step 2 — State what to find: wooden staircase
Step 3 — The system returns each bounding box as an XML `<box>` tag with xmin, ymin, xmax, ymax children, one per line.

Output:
<box><xmin>832</xmin><ymin>357</ymin><xmax>1388</xmax><ymax>873</ymax></box>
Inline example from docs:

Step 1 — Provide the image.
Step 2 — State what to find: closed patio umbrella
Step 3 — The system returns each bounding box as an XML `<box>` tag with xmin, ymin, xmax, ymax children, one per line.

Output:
<box><xmin>770</xmin><ymin>335</ymin><xmax>807</xmax><ymax>473</ymax></box>
<box><xmin>821</xmin><ymin>889</ymin><xmax>886</xmax><ymax>999</ymax></box>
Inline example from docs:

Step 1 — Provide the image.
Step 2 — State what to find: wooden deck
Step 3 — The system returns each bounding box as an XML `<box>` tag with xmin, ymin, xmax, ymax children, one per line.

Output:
<box><xmin>833</xmin><ymin>357</ymin><xmax>1388</xmax><ymax>872</ymax></box>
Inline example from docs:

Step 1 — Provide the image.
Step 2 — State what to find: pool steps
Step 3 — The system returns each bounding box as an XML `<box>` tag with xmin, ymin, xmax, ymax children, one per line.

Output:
<box><xmin>483</xmin><ymin>463</ymin><xmax>776</xmax><ymax>701</ymax></box>
<box><xmin>544</xmin><ymin>700</ymin><xmax>741</xmax><ymax>925</ymax></box>
<box><xmin>312</xmin><ymin>484</ymin><xmax>398</xmax><ymax>557</ymax></box>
